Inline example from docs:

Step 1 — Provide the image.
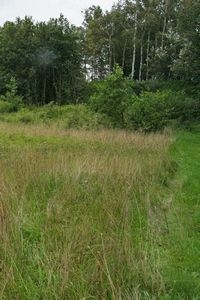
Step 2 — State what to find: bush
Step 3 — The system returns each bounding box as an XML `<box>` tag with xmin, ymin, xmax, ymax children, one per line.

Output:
<box><xmin>63</xmin><ymin>105</ymin><xmax>112</xmax><ymax>129</ymax></box>
<box><xmin>125</xmin><ymin>89</ymin><xmax>200</xmax><ymax>132</ymax></box>
<box><xmin>125</xmin><ymin>91</ymin><xmax>170</xmax><ymax>131</ymax></box>
<box><xmin>18</xmin><ymin>113</ymin><xmax>35</xmax><ymax>124</ymax></box>
<box><xmin>88</xmin><ymin>69</ymin><xmax>199</xmax><ymax>132</ymax></box>
<box><xmin>169</xmin><ymin>92</ymin><xmax>200</xmax><ymax>122</ymax></box>
<box><xmin>38</xmin><ymin>103</ymin><xmax>60</xmax><ymax>121</ymax></box>
<box><xmin>0</xmin><ymin>77</ymin><xmax>23</xmax><ymax>112</ymax></box>
<box><xmin>130</xmin><ymin>81</ymin><xmax>147</xmax><ymax>95</ymax></box>
<box><xmin>89</xmin><ymin>66</ymin><xmax>133</xmax><ymax>127</ymax></box>
<box><xmin>0</xmin><ymin>100</ymin><xmax>14</xmax><ymax>113</ymax></box>
<box><xmin>143</xmin><ymin>80</ymin><xmax>200</xmax><ymax>98</ymax></box>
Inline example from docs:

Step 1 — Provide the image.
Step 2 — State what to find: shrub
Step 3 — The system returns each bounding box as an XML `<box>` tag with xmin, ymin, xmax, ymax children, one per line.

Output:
<box><xmin>38</xmin><ymin>103</ymin><xmax>60</xmax><ymax>121</ymax></box>
<box><xmin>0</xmin><ymin>100</ymin><xmax>14</xmax><ymax>113</ymax></box>
<box><xmin>143</xmin><ymin>80</ymin><xmax>200</xmax><ymax>98</ymax></box>
<box><xmin>130</xmin><ymin>81</ymin><xmax>147</xmax><ymax>95</ymax></box>
<box><xmin>125</xmin><ymin>91</ymin><xmax>170</xmax><ymax>132</ymax></box>
<box><xmin>89</xmin><ymin>66</ymin><xmax>133</xmax><ymax>127</ymax></box>
<box><xmin>89</xmin><ymin>69</ymin><xmax>199</xmax><ymax>132</ymax></box>
<box><xmin>63</xmin><ymin>105</ymin><xmax>112</xmax><ymax>129</ymax></box>
<box><xmin>18</xmin><ymin>113</ymin><xmax>34</xmax><ymax>124</ymax></box>
<box><xmin>168</xmin><ymin>92</ymin><xmax>200</xmax><ymax>122</ymax></box>
<box><xmin>0</xmin><ymin>77</ymin><xmax>23</xmax><ymax>112</ymax></box>
<box><xmin>125</xmin><ymin>89</ymin><xmax>200</xmax><ymax>132</ymax></box>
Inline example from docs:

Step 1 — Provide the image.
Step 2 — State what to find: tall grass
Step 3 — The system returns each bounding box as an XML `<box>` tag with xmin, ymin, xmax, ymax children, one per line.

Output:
<box><xmin>0</xmin><ymin>122</ymin><xmax>174</xmax><ymax>299</ymax></box>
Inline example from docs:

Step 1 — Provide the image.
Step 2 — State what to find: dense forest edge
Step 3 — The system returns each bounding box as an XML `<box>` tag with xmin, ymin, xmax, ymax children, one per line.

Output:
<box><xmin>0</xmin><ymin>0</ymin><xmax>199</xmax><ymax>132</ymax></box>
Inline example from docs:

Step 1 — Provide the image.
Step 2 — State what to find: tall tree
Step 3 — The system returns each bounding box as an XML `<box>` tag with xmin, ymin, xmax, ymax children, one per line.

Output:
<box><xmin>173</xmin><ymin>0</ymin><xmax>200</xmax><ymax>81</ymax></box>
<box><xmin>0</xmin><ymin>15</ymin><xmax>84</xmax><ymax>104</ymax></box>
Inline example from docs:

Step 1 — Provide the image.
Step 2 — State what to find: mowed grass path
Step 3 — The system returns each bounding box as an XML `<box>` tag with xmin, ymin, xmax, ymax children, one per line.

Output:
<box><xmin>162</xmin><ymin>130</ymin><xmax>200</xmax><ymax>299</ymax></box>
<box><xmin>0</xmin><ymin>122</ymin><xmax>199</xmax><ymax>299</ymax></box>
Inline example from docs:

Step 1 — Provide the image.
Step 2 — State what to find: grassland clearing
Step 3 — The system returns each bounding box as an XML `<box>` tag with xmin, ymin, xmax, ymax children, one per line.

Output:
<box><xmin>0</xmin><ymin>121</ymin><xmax>199</xmax><ymax>299</ymax></box>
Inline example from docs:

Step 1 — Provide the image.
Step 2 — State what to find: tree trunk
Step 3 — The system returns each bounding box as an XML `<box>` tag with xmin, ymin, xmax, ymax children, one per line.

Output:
<box><xmin>113</xmin><ymin>46</ymin><xmax>116</xmax><ymax>66</ymax></box>
<box><xmin>53</xmin><ymin>67</ymin><xmax>58</xmax><ymax>101</ymax></box>
<box><xmin>43</xmin><ymin>68</ymin><xmax>46</xmax><ymax>105</ymax></box>
<box><xmin>58</xmin><ymin>72</ymin><xmax>62</xmax><ymax>104</ymax></box>
<box><xmin>108</xmin><ymin>22</ymin><xmax>114</xmax><ymax>74</ymax></box>
<box><xmin>131</xmin><ymin>10</ymin><xmax>138</xmax><ymax>80</ymax></box>
<box><xmin>109</xmin><ymin>33</ymin><xmax>112</xmax><ymax>73</ymax></box>
<box><xmin>146</xmin><ymin>31</ymin><xmax>150</xmax><ymax>80</ymax></box>
<box><xmin>139</xmin><ymin>41</ymin><xmax>143</xmax><ymax>81</ymax></box>
<box><xmin>161</xmin><ymin>1</ymin><xmax>168</xmax><ymax>50</ymax></box>
<box><xmin>122</xmin><ymin>38</ymin><xmax>127</xmax><ymax>71</ymax></box>
<box><xmin>155</xmin><ymin>33</ymin><xmax>157</xmax><ymax>53</ymax></box>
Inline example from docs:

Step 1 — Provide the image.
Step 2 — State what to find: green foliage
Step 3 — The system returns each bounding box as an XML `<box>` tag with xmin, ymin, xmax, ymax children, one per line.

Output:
<box><xmin>6</xmin><ymin>76</ymin><xmax>18</xmax><ymax>97</ymax></box>
<box><xmin>0</xmin><ymin>0</ymin><xmax>199</xmax><ymax>107</ymax></box>
<box><xmin>169</xmin><ymin>93</ymin><xmax>200</xmax><ymax>123</ymax></box>
<box><xmin>130</xmin><ymin>81</ymin><xmax>147</xmax><ymax>95</ymax></box>
<box><xmin>125</xmin><ymin>89</ymin><xmax>200</xmax><ymax>132</ymax></box>
<box><xmin>125</xmin><ymin>91</ymin><xmax>170</xmax><ymax>132</ymax></box>
<box><xmin>0</xmin><ymin>100</ymin><xmax>13</xmax><ymax>113</ymax></box>
<box><xmin>36</xmin><ymin>104</ymin><xmax>112</xmax><ymax>129</ymax></box>
<box><xmin>0</xmin><ymin>104</ymin><xmax>112</xmax><ymax>129</ymax></box>
<box><xmin>18</xmin><ymin>113</ymin><xmax>35</xmax><ymax>124</ymax></box>
<box><xmin>62</xmin><ymin>105</ymin><xmax>112</xmax><ymax>129</ymax></box>
<box><xmin>83</xmin><ymin>0</ymin><xmax>200</xmax><ymax>82</ymax></box>
<box><xmin>0</xmin><ymin>16</ymin><xmax>85</xmax><ymax>105</ymax></box>
<box><xmin>173</xmin><ymin>0</ymin><xmax>200</xmax><ymax>81</ymax></box>
<box><xmin>2</xmin><ymin>77</ymin><xmax>198</xmax><ymax>132</ymax></box>
<box><xmin>89</xmin><ymin>66</ymin><xmax>132</xmax><ymax>127</ymax></box>
<box><xmin>0</xmin><ymin>77</ymin><xmax>23</xmax><ymax>112</ymax></box>
<box><xmin>88</xmin><ymin>75</ymin><xmax>200</xmax><ymax>132</ymax></box>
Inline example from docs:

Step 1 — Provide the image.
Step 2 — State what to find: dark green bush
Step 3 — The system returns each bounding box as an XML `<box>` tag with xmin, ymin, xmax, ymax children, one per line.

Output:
<box><xmin>0</xmin><ymin>77</ymin><xmax>23</xmax><ymax>112</ymax></box>
<box><xmin>63</xmin><ymin>105</ymin><xmax>112</xmax><ymax>129</ymax></box>
<box><xmin>130</xmin><ymin>81</ymin><xmax>147</xmax><ymax>95</ymax></box>
<box><xmin>169</xmin><ymin>92</ymin><xmax>200</xmax><ymax>122</ymax></box>
<box><xmin>0</xmin><ymin>100</ymin><xmax>13</xmax><ymax>113</ymax></box>
<box><xmin>89</xmin><ymin>66</ymin><xmax>133</xmax><ymax>127</ymax></box>
<box><xmin>89</xmin><ymin>68</ymin><xmax>199</xmax><ymax>131</ymax></box>
<box><xmin>125</xmin><ymin>89</ymin><xmax>200</xmax><ymax>132</ymax></box>
<box><xmin>143</xmin><ymin>80</ymin><xmax>200</xmax><ymax>98</ymax></box>
<box><xmin>39</xmin><ymin>103</ymin><xmax>60</xmax><ymax>121</ymax></box>
<box><xmin>125</xmin><ymin>91</ymin><xmax>170</xmax><ymax>132</ymax></box>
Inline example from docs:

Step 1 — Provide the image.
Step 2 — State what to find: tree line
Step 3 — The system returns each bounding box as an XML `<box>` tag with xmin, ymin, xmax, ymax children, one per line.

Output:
<box><xmin>83</xmin><ymin>0</ymin><xmax>199</xmax><ymax>81</ymax></box>
<box><xmin>0</xmin><ymin>15</ymin><xmax>85</xmax><ymax>105</ymax></box>
<box><xmin>0</xmin><ymin>0</ymin><xmax>199</xmax><ymax>105</ymax></box>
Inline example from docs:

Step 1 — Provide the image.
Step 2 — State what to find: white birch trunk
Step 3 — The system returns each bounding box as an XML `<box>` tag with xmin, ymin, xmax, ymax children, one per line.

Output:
<box><xmin>161</xmin><ymin>0</ymin><xmax>168</xmax><ymax>50</ymax></box>
<box><xmin>146</xmin><ymin>31</ymin><xmax>150</xmax><ymax>80</ymax></box>
<box><xmin>131</xmin><ymin>9</ymin><xmax>138</xmax><ymax>80</ymax></box>
<box><xmin>122</xmin><ymin>38</ymin><xmax>127</xmax><ymax>71</ymax></box>
<box><xmin>109</xmin><ymin>33</ymin><xmax>112</xmax><ymax>73</ymax></box>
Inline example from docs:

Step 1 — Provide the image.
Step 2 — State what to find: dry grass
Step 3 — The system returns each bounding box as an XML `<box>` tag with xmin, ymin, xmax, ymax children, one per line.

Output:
<box><xmin>0</xmin><ymin>122</ymin><xmax>174</xmax><ymax>299</ymax></box>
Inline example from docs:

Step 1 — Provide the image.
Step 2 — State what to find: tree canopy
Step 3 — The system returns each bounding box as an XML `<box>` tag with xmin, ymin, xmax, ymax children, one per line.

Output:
<box><xmin>83</xmin><ymin>0</ymin><xmax>200</xmax><ymax>81</ymax></box>
<box><xmin>0</xmin><ymin>15</ymin><xmax>85</xmax><ymax>105</ymax></box>
<box><xmin>0</xmin><ymin>1</ymin><xmax>199</xmax><ymax>105</ymax></box>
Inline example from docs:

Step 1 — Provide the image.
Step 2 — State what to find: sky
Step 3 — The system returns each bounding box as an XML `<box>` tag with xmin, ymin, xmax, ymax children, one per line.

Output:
<box><xmin>0</xmin><ymin>0</ymin><xmax>115</xmax><ymax>26</ymax></box>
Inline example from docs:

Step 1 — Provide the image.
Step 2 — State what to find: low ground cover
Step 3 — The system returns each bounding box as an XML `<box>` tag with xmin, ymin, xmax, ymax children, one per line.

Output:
<box><xmin>0</xmin><ymin>121</ymin><xmax>199</xmax><ymax>299</ymax></box>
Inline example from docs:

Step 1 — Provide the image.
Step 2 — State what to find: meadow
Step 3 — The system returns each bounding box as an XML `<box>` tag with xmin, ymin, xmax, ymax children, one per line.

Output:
<box><xmin>0</xmin><ymin>118</ymin><xmax>199</xmax><ymax>299</ymax></box>
<box><xmin>0</xmin><ymin>0</ymin><xmax>199</xmax><ymax>297</ymax></box>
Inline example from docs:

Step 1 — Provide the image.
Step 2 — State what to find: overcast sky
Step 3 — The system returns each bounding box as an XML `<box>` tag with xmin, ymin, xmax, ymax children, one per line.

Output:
<box><xmin>0</xmin><ymin>0</ymin><xmax>115</xmax><ymax>26</ymax></box>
